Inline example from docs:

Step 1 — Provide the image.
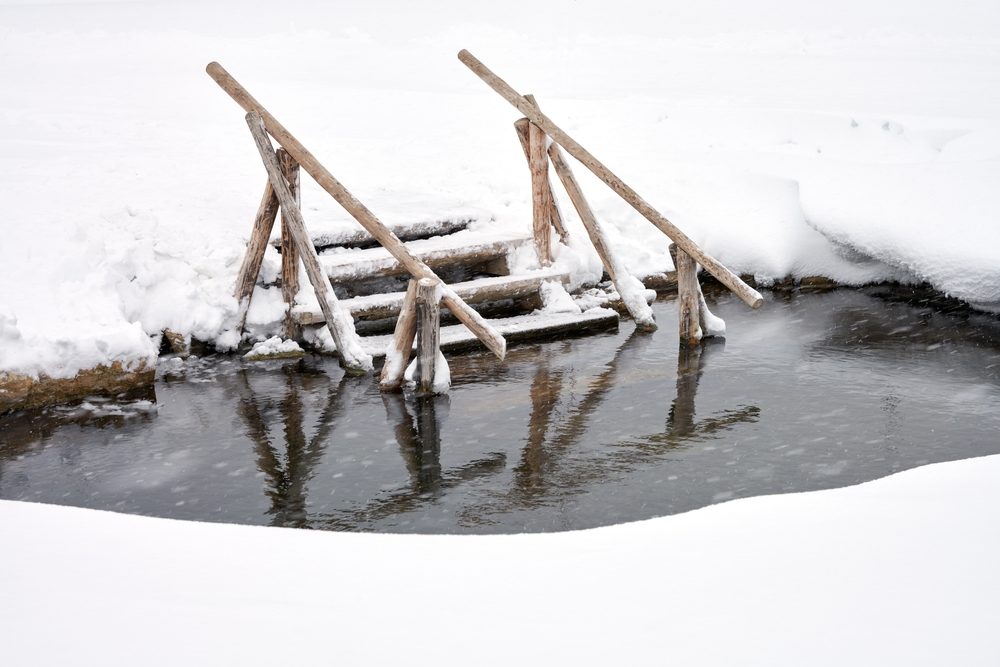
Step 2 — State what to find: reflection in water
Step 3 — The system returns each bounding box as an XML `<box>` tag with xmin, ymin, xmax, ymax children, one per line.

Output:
<box><xmin>2</xmin><ymin>291</ymin><xmax>998</xmax><ymax>533</ymax></box>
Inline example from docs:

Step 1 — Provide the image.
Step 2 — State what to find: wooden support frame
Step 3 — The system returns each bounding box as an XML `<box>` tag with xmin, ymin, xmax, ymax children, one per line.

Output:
<box><xmin>206</xmin><ymin>61</ymin><xmax>507</xmax><ymax>361</ymax></box>
<box><xmin>457</xmin><ymin>49</ymin><xmax>763</xmax><ymax>310</ymax></box>
<box><xmin>379</xmin><ymin>279</ymin><xmax>419</xmax><ymax>392</ymax></box>
<box><xmin>245</xmin><ymin>112</ymin><xmax>373</xmax><ymax>374</ymax></box>
<box><xmin>233</xmin><ymin>175</ymin><xmax>280</xmax><ymax>334</ymax></box>
<box><xmin>278</xmin><ymin>150</ymin><xmax>301</xmax><ymax>340</ymax></box>
<box><xmin>415</xmin><ymin>277</ymin><xmax>441</xmax><ymax>395</ymax></box>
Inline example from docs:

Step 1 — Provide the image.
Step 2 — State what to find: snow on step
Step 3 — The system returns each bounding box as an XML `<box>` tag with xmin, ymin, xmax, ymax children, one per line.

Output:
<box><xmin>360</xmin><ymin>308</ymin><xmax>620</xmax><ymax>358</ymax></box>
<box><xmin>272</xmin><ymin>217</ymin><xmax>473</xmax><ymax>251</ymax></box>
<box><xmin>295</xmin><ymin>268</ymin><xmax>570</xmax><ymax>324</ymax></box>
<box><xmin>318</xmin><ymin>229</ymin><xmax>529</xmax><ymax>282</ymax></box>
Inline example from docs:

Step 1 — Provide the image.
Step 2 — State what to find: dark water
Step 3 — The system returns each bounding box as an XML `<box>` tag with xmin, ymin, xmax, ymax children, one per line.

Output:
<box><xmin>2</xmin><ymin>289</ymin><xmax>999</xmax><ymax>533</ymax></box>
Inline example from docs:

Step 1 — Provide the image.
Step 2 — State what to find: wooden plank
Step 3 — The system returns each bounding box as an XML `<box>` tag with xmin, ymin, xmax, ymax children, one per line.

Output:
<box><xmin>207</xmin><ymin>61</ymin><xmax>507</xmax><ymax>360</ymax></box>
<box><xmin>272</xmin><ymin>217</ymin><xmax>474</xmax><ymax>251</ymax></box>
<box><xmin>319</xmin><ymin>231</ymin><xmax>527</xmax><ymax>282</ymax></box>
<box><xmin>278</xmin><ymin>149</ymin><xmax>301</xmax><ymax>340</ymax></box>
<box><xmin>415</xmin><ymin>277</ymin><xmax>441</xmax><ymax>395</ymax></box>
<box><xmin>457</xmin><ymin>49</ymin><xmax>764</xmax><ymax>310</ymax></box>
<box><xmin>547</xmin><ymin>141</ymin><xmax>656</xmax><ymax>330</ymax></box>
<box><xmin>245</xmin><ymin>112</ymin><xmax>373</xmax><ymax>374</ymax></box>
<box><xmin>378</xmin><ymin>279</ymin><xmax>418</xmax><ymax>392</ymax></box>
<box><xmin>297</xmin><ymin>269</ymin><xmax>570</xmax><ymax>324</ymax></box>
<box><xmin>233</xmin><ymin>179</ymin><xmax>280</xmax><ymax>333</ymax></box>
<box><xmin>364</xmin><ymin>308</ymin><xmax>620</xmax><ymax>358</ymax></box>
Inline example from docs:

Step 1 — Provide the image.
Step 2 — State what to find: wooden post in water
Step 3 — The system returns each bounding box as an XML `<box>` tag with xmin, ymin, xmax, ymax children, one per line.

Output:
<box><xmin>245</xmin><ymin>111</ymin><xmax>373</xmax><ymax>374</ymax></box>
<box><xmin>379</xmin><ymin>279</ymin><xmax>419</xmax><ymax>392</ymax></box>
<box><xmin>671</xmin><ymin>243</ymin><xmax>702</xmax><ymax>345</ymax></box>
<box><xmin>457</xmin><ymin>49</ymin><xmax>763</xmax><ymax>310</ymax></box>
<box><xmin>206</xmin><ymin>61</ymin><xmax>507</xmax><ymax>360</ymax></box>
<box><xmin>415</xmin><ymin>277</ymin><xmax>441</xmax><ymax>395</ymax></box>
<box><xmin>278</xmin><ymin>149</ymin><xmax>301</xmax><ymax>340</ymax></box>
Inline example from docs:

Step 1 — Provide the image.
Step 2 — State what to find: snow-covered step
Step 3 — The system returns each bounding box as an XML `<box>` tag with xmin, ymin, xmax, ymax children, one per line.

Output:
<box><xmin>360</xmin><ymin>308</ymin><xmax>620</xmax><ymax>358</ymax></box>
<box><xmin>273</xmin><ymin>217</ymin><xmax>473</xmax><ymax>251</ymax></box>
<box><xmin>318</xmin><ymin>229</ymin><xmax>530</xmax><ymax>282</ymax></box>
<box><xmin>295</xmin><ymin>268</ymin><xmax>570</xmax><ymax>324</ymax></box>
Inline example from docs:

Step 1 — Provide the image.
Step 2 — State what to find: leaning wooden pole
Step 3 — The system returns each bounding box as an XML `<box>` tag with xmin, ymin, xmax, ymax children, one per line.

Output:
<box><xmin>233</xmin><ymin>179</ymin><xmax>280</xmax><ymax>334</ymax></box>
<box><xmin>379</xmin><ymin>279</ymin><xmax>419</xmax><ymax>392</ymax></box>
<box><xmin>246</xmin><ymin>112</ymin><xmax>373</xmax><ymax>374</ymax></box>
<box><xmin>457</xmin><ymin>49</ymin><xmax>763</xmax><ymax>310</ymax></box>
<box><xmin>206</xmin><ymin>62</ymin><xmax>506</xmax><ymax>360</ymax></box>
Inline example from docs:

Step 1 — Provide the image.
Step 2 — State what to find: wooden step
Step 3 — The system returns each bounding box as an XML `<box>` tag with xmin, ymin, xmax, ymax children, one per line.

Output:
<box><xmin>295</xmin><ymin>268</ymin><xmax>570</xmax><ymax>324</ymax></box>
<box><xmin>318</xmin><ymin>230</ymin><xmax>529</xmax><ymax>283</ymax></box>
<box><xmin>274</xmin><ymin>217</ymin><xmax>474</xmax><ymax>251</ymax></box>
<box><xmin>359</xmin><ymin>308</ymin><xmax>620</xmax><ymax>358</ymax></box>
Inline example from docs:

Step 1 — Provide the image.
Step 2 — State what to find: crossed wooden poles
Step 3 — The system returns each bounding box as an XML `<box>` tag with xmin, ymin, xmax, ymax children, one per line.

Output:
<box><xmin>458</xmin><ymin>49</ymin><xmax>763</xmax><ymax>344</ymax></box>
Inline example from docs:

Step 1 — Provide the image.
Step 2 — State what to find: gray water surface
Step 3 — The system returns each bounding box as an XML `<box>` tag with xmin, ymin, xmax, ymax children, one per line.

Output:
<box><xmin>2</xmin><ymin>289</ymin><xmax>998</xmax><ymax>533</ymax></box>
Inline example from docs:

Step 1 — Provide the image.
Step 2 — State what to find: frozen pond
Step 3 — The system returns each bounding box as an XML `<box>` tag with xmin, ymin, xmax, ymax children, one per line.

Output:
<box><xmin>1</xmin><ymin>288</ymin><xmax>999</xmax><ymax>533</ymax></box>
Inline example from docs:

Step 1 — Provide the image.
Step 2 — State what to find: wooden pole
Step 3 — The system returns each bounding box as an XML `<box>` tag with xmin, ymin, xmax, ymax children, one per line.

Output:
<box><xmin>245</xmin><ymin>112</ymin><xmax>373</xmax><ymax>374</ymax></box>
<box><xmin>514</xmin><ymin>118</ymin><xmax>570</xmax><ymax>249</ymax></box>
<box><xmin>671</xmin><ymin>243</ymin><xmax>702</xmax><ymax>345</ymax></box>
<box><xmin>206</xmin><ymin>61</ymin><xmax>506</xmax><ymax>359</ymax></box>
<box><xmin>379</xmin><ymin>279</ymin><xmax>419</xmax><ymax>392</ymax></box>
<box><xmin>547</xmin><ymin>142</ymin><xmax>656</xmax><ymax>330</ymax></box>
<box><xmin>233</xmin><ymin>179</ymin><xmax>279</xmax><ymax>333</ymax></box>
<box><xmin>457</xmin><ymin>49</ymin><xmax>763</xmax><ymax>310</ymax></box>
<box><xmin>415</xmin><ymin>277</ymin><xmax>441</xmax><ymax>395</ymax></box>
<box><xmin>278</xmin><ymin>149</ymin><xmax>301</xmax><ymax>340</ymax></box>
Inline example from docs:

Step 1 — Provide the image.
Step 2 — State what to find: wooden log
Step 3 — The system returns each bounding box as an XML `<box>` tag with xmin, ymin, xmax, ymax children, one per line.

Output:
<box><xmin>233</xmin><ymin>179</ymin><xmax>280</xmax><ymax>333</ymax></box>
<box><xmin>527</xmin><ymin>117</ymin><xmax>552</xmax><ymax>266</ymax></box>
<box><xmin>415</xmin><ymin>277</ymin><xmax>441</xmax><ymax>395</ymax></box>
<box><xmin>245</xmin><ymin>112</ymin><xmax>373</xmax><ymax>374</ymax></box>
<box><xmin>672</xmin><ymin>244</ymin><xmax>702</xmax><ymax>345</ymax></box>
<box><xmin>547</xmin><ymin>142</ymin><xmax>656</xmax><ymax>330</ymax></box>
<box><xmin>278</xmin><ymin>149</ymin><xmax>301</xmax><ymax>340</ymax></box>
<box><xmin>519</xmin><ymin>95</ymin><xmax>570</xmax><ymax>244</ymax></box>
<box><xmin>457</xmin><ymin>49</ymin><xmax>764</xmax><ymax>310</ymax></box>
<box><xmin>379</xmin><ymin>279</ymin><xmax>418</xmax><ymax>392</ymax></box>
<box><xmin>278</xmin><ymin>217</ymin><xmax>473</xmax><ymax>252</ymax></box>
<box><xmin>206</xmin><ymin>62</ymin><xmax>507</xmax><ymax>360</ymax></box>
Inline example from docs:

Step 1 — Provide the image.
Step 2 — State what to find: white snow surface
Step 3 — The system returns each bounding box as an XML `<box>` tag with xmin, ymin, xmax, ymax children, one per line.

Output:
<box><xmin>2</xmin><ymin>0</ymin><xmax>999</xmax><ymax>376</ymax></box>
<box><xmin>242</xmin><ymin>336</ymin><xmax>302</xmax><ymax>359</ymax></box>
<box><xmin>2</xmin><ymin>453</ymin><xmax>999</xmax><ymax>665</ymax></box>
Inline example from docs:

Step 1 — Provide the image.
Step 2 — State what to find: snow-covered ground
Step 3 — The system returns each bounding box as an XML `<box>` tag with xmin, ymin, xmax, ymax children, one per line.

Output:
<box><xmin>2</xmin><ymin>453</ymin><xmax>998</xmax><ymax>666</ymax></box>
<box><xmin>1</xmin><ymin>0</ymin><xmax>999</xmax><ymax>378</ymax></box>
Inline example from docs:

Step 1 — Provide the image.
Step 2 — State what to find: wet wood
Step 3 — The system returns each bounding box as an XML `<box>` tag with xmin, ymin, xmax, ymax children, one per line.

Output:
<box><xmin>246</xmin><ymin>111</ymin><xmax>372</xmax><ymax>374</ymax></box>
<box><xmin>233</xmin><ymin>179</ymin><xmax>280</xmax><ymax>333</ymax></box>
<box><xmin>278</xmin><ymin>149</ymin><xmax>301</xmax><ymax>340</ymax></box>
<box><xmin>163</xmin><ymin>329</ymin><xmax>191</xmax><ymax>358</ymax></box>
<box><xmin>0</xmin><ymin>361</ymin><xmax>156</xmax><ymax>415</ymax></box>
<box><xmin>672</xmin><ymin>243</ymin><xmax>702</xmax><ymax>345</ymax></box>
<box><xmin>415</xmin><ymin>277</ymin><xmax>441</xmax><ymax>395</ymax></box>
<box><xmin>457</xmin><ymin>49</ymin><xmax>764</xmax><ymax>310</ymax></box>
<box><xmin>378</xmin><ymin>279</ymin><xmax>418</xmax><ymax>392</ymax></box>
<box><xmin>207</xmin><ymin>61</ymin><xmax>507</xmax><ymax>360</ymax></box>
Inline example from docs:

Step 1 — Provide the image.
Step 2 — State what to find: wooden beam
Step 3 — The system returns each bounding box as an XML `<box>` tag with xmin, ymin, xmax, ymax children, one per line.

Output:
<box><xmin>245</xmin><ymin>111</ymin><xmax>373</xmax><ymax>374</ymax></box>
<box><xmin>672</xmin><ymin>244</ymin><xmax>702</xmax><ymax>345</ymax></box>
<box><xmin>415</xmin><ymin>277</ymin><xmax>441</xmax><ymax>395</ymax></box>
<box><xmin>379</xmin><ymin>279</ymin><xmax>418</xmax><ymax>392</ymax></box>
<box><xmin>206</xmin><ymin>61</ymin><xmax>506</xmax><ymax>360</ymax></box>
<box><xmin>233</xmin><ymin>179</ymin><xmax>279</xmax><ymax>334</ymax></box>
<box><xmin>278</xmin><ymin>149</ymin><xmax>301</xmax><ymax>340</ymax></box>
<box><xmin>547</xmin><ymin>141</ymin><xmax>656</xmax><ymax>330</ymax></box>
<box><xmin>457</xmin><ymin>49</ymin><xmax>763</xmax><ymax>310</ymax></box>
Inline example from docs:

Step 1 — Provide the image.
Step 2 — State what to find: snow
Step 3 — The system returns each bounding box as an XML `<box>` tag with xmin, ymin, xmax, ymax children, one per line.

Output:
<box><xmin>2</xmin><ymin>453</ymin><xmax>999</xmax><ymax>665</ymax></box>
<box><xmin>403</xmin><ymin>348</ymin><xmax>452</xmax><ymax>394</ymax></box>
<box><xmin>1</xmin><ymin>0</ymin><xmax>998</xmax><ymax>377</ymax></box>
<box><xmin>242</xmin><ymin>336</ymin><xmax>303</xmax><ymax>360</ymax></box>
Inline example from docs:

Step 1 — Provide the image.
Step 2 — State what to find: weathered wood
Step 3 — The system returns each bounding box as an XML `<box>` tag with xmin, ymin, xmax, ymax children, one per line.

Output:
<box><xmin>233</xmin><ymin>179</ymin><xmax>280</xmax><ymax>333</ymax></box>
<box><xmin>528</xmin><ymin>117</ymin><xmax>553</xmax><ymax>266</ymax></box>
<box><xmin>0</xmin><ymin>361</ymin><xmax>156</xmax><ymax>415</ymax></box>
<box><xmin>378</xmin><ymin>279</ymin><xmax>418</xmax><ymax>392</ymax></box>
<box><xmin>415</xmin><ymin>277</ymin><xmax>441</xmax><ymax>395</ymax></box>
<box><xmin>275</xmin><ymin>217</ymin><xmax>474</xmax><ymax>252</ymax></box>
<box><xmin>320</xmin><ymin>232</ymin><xmax>525</xmax><ymax>282</ymax></box>
<box><xmin>298</xmin><ymin>269</ymin><xmax>570</xmax><ymax>325</ymax></box>
<box><xmin>457</xmin><ymin>49</ymin><xmax>764</xmax><ymax>310</ymax></box>
<box><xmin>672</xmin><ymin>244</ymin><xmax>702</xmax><ymax>345</ymax></box>
<box><xmin>163</xmin><ymin>329</ymin><xmax>191</xmax><ymax>358</ymax></box>
<box><xmin>245</xmin><ymin>112</ymin><xmax>373</xmax><ymax>374</ymax></box>
<box><xmin>206</xmin><ymin>62</ymin><xmax>506</xmax><ymax>360</ymax></box>
<box><xmin>547</xmin><ymin>142</ymin><xmax>656</xmax><ymax>330</ymax></box>
<box><xmin>515</xmin><ymin>117</ymin><xmax>569</xmax><ymax>251</ymax></box>
<box><xmin>278</xmin><ymin>149</ymin><xmax>301</xmax><ymax>340</ymax></box>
